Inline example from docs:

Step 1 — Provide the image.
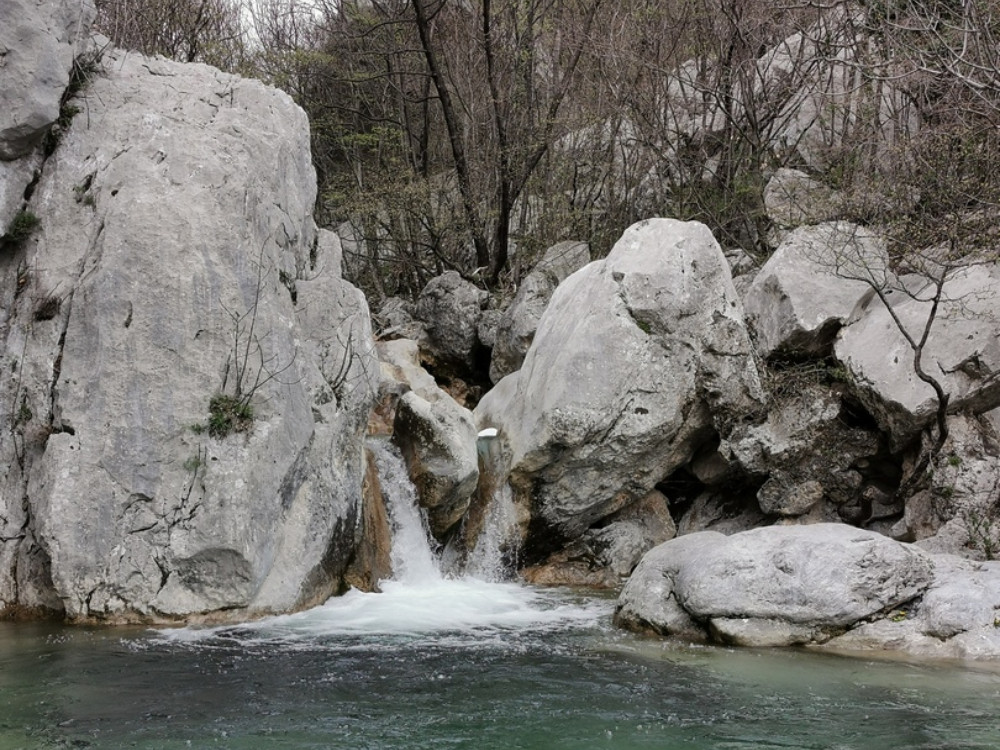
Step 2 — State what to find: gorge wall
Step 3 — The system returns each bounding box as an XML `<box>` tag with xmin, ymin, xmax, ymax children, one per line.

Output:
<box><xmin>1</xmin><ymin>6</ymin><xmax>378</xmax><ymax>622</ymax></box>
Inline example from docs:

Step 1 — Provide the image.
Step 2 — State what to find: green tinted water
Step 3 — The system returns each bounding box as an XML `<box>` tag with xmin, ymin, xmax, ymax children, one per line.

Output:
<box><xmin>2</xmin><ymin>588</ymin><xmax>999</xmax><ymax>750</ymax></box>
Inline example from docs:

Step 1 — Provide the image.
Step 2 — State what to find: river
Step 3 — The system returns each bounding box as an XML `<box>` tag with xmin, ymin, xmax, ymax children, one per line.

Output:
<box><xmin>2</xmin><ymin>444</ymin><xmax>999</xmax><ymax>749</ymax></box>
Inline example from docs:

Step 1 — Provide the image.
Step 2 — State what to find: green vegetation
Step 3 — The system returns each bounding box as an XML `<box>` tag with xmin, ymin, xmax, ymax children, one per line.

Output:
<box><xmin>3</xmin><ymin>211</ymin><xmax>40</xmax><ymax>246</ymax></box>
<box><xmin>207</xmin><ymin>394</ymin><xmax>253</xmax><ymax>438</ymax></box>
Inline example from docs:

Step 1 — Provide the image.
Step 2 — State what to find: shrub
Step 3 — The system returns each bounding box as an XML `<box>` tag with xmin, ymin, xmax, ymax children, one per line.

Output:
<box><xmin>207</xmin><ymin>394</ymin><xmax>254</xmax><ymax>438</ymax></box>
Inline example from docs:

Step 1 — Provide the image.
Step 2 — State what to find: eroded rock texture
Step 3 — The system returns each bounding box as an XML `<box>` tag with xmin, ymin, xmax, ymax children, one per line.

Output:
<box><xmin>0</xmin><ymin>48</ymin><xmax>378</xmax><ymax>622</ymax></box>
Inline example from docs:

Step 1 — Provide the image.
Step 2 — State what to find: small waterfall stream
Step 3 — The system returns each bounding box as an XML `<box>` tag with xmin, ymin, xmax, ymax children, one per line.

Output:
<box><xmin>371</xmin><ymin>441</ymin><xmax>441</xmax><ymax>585</ymax></box>
<box><xmin>157</xmin><ymin>439</ymin><xmax>601</xmax><ymax>644</ymax></box>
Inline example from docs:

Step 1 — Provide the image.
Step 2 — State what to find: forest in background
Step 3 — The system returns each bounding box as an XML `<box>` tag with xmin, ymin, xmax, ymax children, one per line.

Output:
<box><xmin>93</xmin><ymin>0</ymin><xmax>1000</xmax><ymax>302</ymax></box>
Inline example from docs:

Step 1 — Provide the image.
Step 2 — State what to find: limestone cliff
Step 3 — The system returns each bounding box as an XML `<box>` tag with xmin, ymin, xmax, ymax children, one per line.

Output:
<box><xmin>1</xmin><ymin>36</ymin><xmax>378</xmax><ymax>622</ymax></box>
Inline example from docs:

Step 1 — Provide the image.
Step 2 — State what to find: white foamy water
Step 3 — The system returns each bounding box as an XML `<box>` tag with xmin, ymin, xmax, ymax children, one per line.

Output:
<box><xmin>158</xmin><ymin>439</ymin><xmax>607</xmax><ymax>647</ymax></box>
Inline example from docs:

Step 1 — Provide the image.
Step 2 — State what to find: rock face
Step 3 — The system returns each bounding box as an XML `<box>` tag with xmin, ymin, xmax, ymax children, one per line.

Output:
<box><xmin>820</xmin><ymin>556</ymin><xmax>1000</xmax><ymax>661</ymax></box>
<box><xmin>476</xmin><ymin>219</ymin><xmax>764</xmax><ymax>549</ymax></box>
<box><xmin>722</xmin><ymin>383</ymin><xmax>882</xmax><ymax>520</ymax></box>
<box><xmin>0</xmin><ymin>0</ymin><xmax>96</xmax><ymax>161</ymax></box>
<box><xmin>0</xmin><ymin>48</ymin><xmax>378</xmax><ymax>622</ymax></box>
<box><xmin>616</xmin><ymin>524</ymin><xmax>936</xmax><ymax>647</ymax></box>
<box><xmin>521</xmin><ymin>489</ymin><xmax>676</xmax><ymax>588</ymax></box>
<box><xmin>489</xmin><ymin>240</ymin><xmax>590</xmax><ymax>383</ymax></box>
<box><xmin>903</xmin><ymin>413</ymin><xmax>1000</xmax><ymax>556</ymax></box>
<box><xmin>835</xmin><ymin>263</ymin><xmax>1000</xmax><ymax>448</ymax></box>
<box><xmin>744</xmin><ymin>222</ymin><xmax>889</xmax><ymax>359</ymax></box>
<box><xmin>377</xmin><ymin>339</ymin><xmax>478</xmax><ymax>539</ymax></box>
<box><xmin>414</xmin><ymin>270</ymin><xmax>488</xmax><ymax>375</ymax></box>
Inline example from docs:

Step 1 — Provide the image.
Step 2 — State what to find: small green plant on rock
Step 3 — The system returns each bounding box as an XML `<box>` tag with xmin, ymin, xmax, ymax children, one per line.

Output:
<box><xmin>207</xmin><ymin>394</ymin><xmax>254</xmax><ymax>438</ymax></box>
<box><xmin>2</xmin><ymin>211</ymin><xmax>41</xmax><ymax>247</ymax></box>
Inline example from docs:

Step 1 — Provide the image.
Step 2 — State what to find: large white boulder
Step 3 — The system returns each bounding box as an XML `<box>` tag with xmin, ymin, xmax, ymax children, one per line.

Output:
<box><xmin>835</xmin><ymin>263</ymin><xmax>1000</xmax><ymax>447</ymax></box>
<box><xmin>476</xmin><ymin>219</ymin><xmax>764</xmax><ymax>545</ymax></box>
<box><xmin>616</xmin><ymin>523</ymin><xmax>935</xmax><ymax>647</ymax></box>
<box><xmin>744</xmin><ymin>222</ymin><xmax>889</xmax><ymax>359</ymax></box>
<box><xmin>0</xmin><ymin>48</ymin><xmax>378</xmax><ymax>622</ymax></box>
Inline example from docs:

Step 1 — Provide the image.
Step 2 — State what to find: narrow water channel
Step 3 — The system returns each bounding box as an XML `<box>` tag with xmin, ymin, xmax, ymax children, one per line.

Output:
<box><xmin>2</xmin><ymin>444</ymin><xmax>999</xmax><ymax>749</ymax></box>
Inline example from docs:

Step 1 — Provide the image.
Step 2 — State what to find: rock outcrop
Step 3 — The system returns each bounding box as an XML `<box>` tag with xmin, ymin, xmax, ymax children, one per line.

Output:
<box><xmin>0</xmin><ymin>46</ymin><xmax>378</xmax><ymax>622</ymax></box>
<box><xmin>522</xmin><ymin>489</ymin><xmax>676</xmax><ymax>588</ymax></box>
<box><xmin>835</xmin><ymin>263</ymin><xmax>1000</xmax><ymax>448</ymax></box>
<box><xmin>722</xmin><ymin>382</ymin><xmax>882</xmax><ymax>521</ymax></box>
<box><xmin>377</xmin><ymin>339</ymin><xmax>478</xmax><ymax>539</ymax></box>
<box><xmin>476</xmin><ymin>219</ymin><xmax>764</xmax><ymax>551</ymax></box>
<box><xmin>414</xmin><ymin>270</ymin><xmax>488</xmax><ymax>376</ymax></box>
<box><xmin>743</xmin><ymin>222</ymin><xmax>889</xmax><ymax>359</ymax></box>
<box><xmin>489</xmin><ymin>240</ymin><xmax>590</xmax><ymax>383</ymax></box>
<box><xmin>0</xmin><ymin>0</ymin><xmax>96</xmax><ymax>162</ymax></box>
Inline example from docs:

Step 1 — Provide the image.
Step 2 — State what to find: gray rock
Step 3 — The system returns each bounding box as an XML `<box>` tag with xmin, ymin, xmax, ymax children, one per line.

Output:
<box><xmin>820</xmin><ymin>556</ymin><xmax>1000</xmax><ymax>661</ymax></box>
<box><xmin>522</xmin><ymin>488</ymin><xmax>677</xmax><ymax>588</ymax></box>
<box><xmin>375</xmin><ymin>296</ymin><xmax>426</xmax><ymax>342</ymax></box>
<box><xmin>414</xmin><ymin>271</ymin><xmax>487</xmax><ymax>373</ymax></box>
<box><xmin>907</xmin><ymin>414</ymin><xmax>1000</xmax><ymax>557</ymax></box>
<box><xmin>744</xmin><ymin>222</ymin><xmax>890</xmax><ymax>359</ymax></box>
<box><xmin>614</xmin><ymin>532</ymin><xmax>723</xmax><ymax>640</ymax></box>
<box><xmin>676</xmin><ymin>491</ymin><xmax>768</xmax><ymax>536</ymax></box>
<box><xmin>0</xmin><ymin>0</ymin><xmax>96</xmax><ymax>160</ymax></box>
<box><xmin>835</xmin><ymin>263</ymin><xmax>1000</xmax><ymax>447</ymax></box>
<box><xmin>616</xmin><ymin>523</ymin><xmax>936</xmax><ymax>647</ymax></box>
<box><xmin>722</xmin><ymin>383</ymin><xmax>880</xmax><ymax>518</ymax></box>
<box><xmin>489</xmin><ymin>240</ymin><xmax>590</xmax><ymax>382</ymax></box>
<box><xmin>0</xmin><ymin>49</ymin><xmax>378</xmax><ymax>622</ymax></box>
<box><xmin>476</xmin><ymin>308</ymin><xmax>502</xmax><ymax>350</ymax></box>
<box><xmin>377</xmin><ymin>339</ymin><xmax>479</xmax><ymax>539</ymax></box>
<box><xmin>393</xmin><ymin>391</ymin><xmax>478</xmax><ymax>539</ymax></box>
<box><xmin>476</xmin><ymin>219</ymin><xmax>764</xmax><ymax>544</ymax></box>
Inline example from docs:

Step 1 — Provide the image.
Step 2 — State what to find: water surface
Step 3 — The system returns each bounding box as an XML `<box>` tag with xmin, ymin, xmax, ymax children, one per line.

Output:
<box><xmin>3</xmin><ymin>581</ymin><xmax>1000</xmax><ymax>750</ymax></box>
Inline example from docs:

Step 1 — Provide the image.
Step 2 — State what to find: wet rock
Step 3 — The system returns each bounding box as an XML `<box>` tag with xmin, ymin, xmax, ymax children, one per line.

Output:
<box><xmin>344</xmin><ymin>448</ymin><xmax>394</xmax><ymax>592</ymax></box>
<box><xmin>377</xmin><ymin>339</ymin><xmax>478</xmax><ymax>540</ymax></box>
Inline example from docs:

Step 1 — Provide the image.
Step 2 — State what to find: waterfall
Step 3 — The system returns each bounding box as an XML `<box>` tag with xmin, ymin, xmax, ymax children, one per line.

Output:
<box><xmin>370</xmin><ymin>440</ymin><xmax>441</xmax><ymax>585</ymax></box>
<box><xmin>159</xmin><ymin>437</ymin><xmax>602</xmax><ymax>642</ymax></box>
<box><xmin>464</xmin><ymin>430</ymin><xmax>519</xmax><ymax>582</ymax></box>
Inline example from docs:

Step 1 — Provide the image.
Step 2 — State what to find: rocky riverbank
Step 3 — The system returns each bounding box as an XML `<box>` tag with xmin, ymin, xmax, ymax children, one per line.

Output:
<box><xmin>3</xmin><ymin>0</ymin><xmax>1000</xmax><ymax>664</ymax></box>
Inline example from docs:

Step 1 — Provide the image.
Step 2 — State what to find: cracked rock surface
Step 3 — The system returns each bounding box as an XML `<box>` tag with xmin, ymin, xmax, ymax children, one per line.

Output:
<box><xmin>0</xmin><ymin>47</ymin><xmax>377</xmax><ymax>622</ymax></box>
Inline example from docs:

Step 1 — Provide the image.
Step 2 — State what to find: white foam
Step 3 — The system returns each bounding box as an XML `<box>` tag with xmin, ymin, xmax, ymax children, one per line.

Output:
<box><xmin>157</xmin><ymin>579</ymin><xmax>609</xmax><ymax>645</ymax></box>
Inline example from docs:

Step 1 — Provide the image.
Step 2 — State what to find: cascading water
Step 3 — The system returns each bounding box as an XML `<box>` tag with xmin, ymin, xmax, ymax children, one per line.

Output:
<box><xmin>371</xmin><ymin>440</ymin><xmax>441</xmax><ymax>585</ymax></box>
<box><xmin>159</xmin><ymin>439</ymin><xmax>602</xmax><ymax>644</ymax></box>
<box><xmin>464</xmin><ymin>429</ymin><xmax>520</xmax><ymax>582</ymax></box>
